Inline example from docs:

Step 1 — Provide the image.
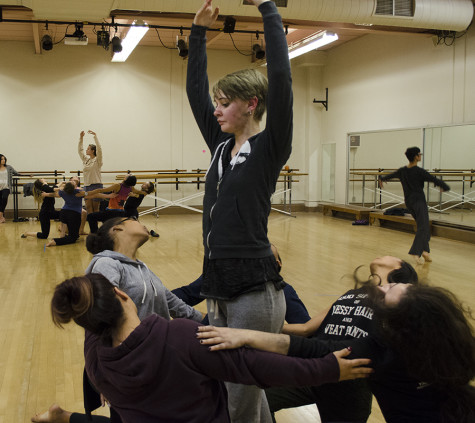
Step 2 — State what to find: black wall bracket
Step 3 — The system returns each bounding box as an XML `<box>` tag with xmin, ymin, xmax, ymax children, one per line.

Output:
<box><xmin>313</xmin><ymin>88</ymin><xmax>328</xmax><ymax>111</ymax></box>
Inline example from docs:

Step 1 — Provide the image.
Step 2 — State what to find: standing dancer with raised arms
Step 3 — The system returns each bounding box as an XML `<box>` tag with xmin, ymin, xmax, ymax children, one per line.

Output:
<box><xmin>186</xmin><ymin>0</ymin><xmax>293</xmax><ymax>421</ymax></box>
<box><xmin>78</xmin><ymin>130</ymin><xmax>103</xmax><ymax>214</ymax></box>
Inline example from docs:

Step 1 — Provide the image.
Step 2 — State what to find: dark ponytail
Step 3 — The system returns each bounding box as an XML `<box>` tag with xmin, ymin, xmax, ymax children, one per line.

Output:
<box><xmin>86</xmin><ymin>217</ymin><xmax>124</xmax><ymax>254</ymax></box>
<box><xmin>51</xmin><ymin>274</ymin><xmax>124</xmax><ymax>344</ymax></box>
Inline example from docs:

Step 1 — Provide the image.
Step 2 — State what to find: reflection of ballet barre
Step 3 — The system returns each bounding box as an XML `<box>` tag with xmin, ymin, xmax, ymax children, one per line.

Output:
<box><xmin>349</xmin><ymin>170</ymin><xmax>475</xmax><ymax>211</ymax></box>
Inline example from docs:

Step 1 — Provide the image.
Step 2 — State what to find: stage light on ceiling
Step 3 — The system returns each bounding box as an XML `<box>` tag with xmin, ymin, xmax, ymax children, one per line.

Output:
<box><xmin>288</xmin><ymin>31</ymin><xmax>338</xmax><ymax>60</ymax></box>
<box><xmin>111</xmin><ymin>36</ymin><xmax>122</xmax><ymax>53</ymax></box>
<box><xmin>96</xmin><ymin>26</ymin><xmax>110</xmax><ymax>50</ymax></box>
<box><xmin>41</xmin><ymin>34</ymin><xmax>53</xmax><ymax>51</ymax></box>
<box><xmin>65</xmin><ymin>23</ymin><xmax>88</xmax><ymax>45</ymax></box>
<box><xmin>177</xmin><ymin>37</ymin><xmax>188</xmax><ymax>58</ymax></box>
<box><xmin>111</xmin><ymin>20</ymin><xmax>149</xmax><ymax>62</ymax></box>
<box><xmin>252</xmin><ymin>43</ymin><xmax>265</xmax><ymax>60</ymax></box>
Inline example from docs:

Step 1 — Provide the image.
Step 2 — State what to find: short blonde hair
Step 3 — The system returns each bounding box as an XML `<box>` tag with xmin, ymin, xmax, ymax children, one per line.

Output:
<box><xmin>213</xmin><ymin>69</ymin><xmax>268</xmax><ymax>121</ymax></box>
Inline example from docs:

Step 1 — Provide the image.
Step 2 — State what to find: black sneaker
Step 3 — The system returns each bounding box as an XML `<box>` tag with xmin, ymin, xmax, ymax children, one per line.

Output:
<box><xmin>150</xmin><ymin>230</ymin><xmax>160</xmax><ymax>238</ymax></box>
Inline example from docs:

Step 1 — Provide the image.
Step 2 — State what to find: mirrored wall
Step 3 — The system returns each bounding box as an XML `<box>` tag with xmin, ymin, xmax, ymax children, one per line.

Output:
<box><xmin>347</xmin><ymin>123</ymin><xmax>475</xmax><ymax>227</ymax></box>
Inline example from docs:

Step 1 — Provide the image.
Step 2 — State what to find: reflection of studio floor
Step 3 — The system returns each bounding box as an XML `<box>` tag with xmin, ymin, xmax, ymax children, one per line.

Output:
<box><xmin>429</xmin><ymin>207</ymin><xmax>475</xmax><ymax>228</ymax></box>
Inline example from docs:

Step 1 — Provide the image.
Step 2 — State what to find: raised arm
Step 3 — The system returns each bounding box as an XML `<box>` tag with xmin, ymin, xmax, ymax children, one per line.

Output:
<box><xmin>78</xmin><ymin>131</ymin><xmax>86</xmax><ymax>162</ymax></box>
<box><xmin>88</xmin><ymin>130</ymin><xmax>103</xmax><ymax>166</ymax></box>
<box><xmin>186</xmin><ymin>0</ymin><xmax>225</xmax><ymax>152</ymax></box>
<box><xmin>259</xmin><ymin>0</ymin><xmax>293</xmax><ymax>164</ymax></box>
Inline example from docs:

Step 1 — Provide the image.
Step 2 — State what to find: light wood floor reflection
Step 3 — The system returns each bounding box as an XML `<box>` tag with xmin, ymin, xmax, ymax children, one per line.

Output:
<box><xmin>0</xmin><ymin>212</ymin><xmax>473</xmax><ymax>423</ymax></box>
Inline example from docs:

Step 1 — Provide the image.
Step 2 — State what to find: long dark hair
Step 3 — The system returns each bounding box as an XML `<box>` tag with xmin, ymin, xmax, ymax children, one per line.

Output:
<box><xmin>353</xmin><ymin>260</ymin><xmax>418</xmax><ymax>287</ymax></box>
<box><xmin>86</xmin><ymin>217</ymin><xmax>124</xmax><ymax>254</ymax></box>
<box><xmin>51</xmin><ymin>274</ymin><xmax>123</xmax><ymax>345</ymax></box>
<box><xmin>372</xmin><ymin>284</ymin><xmax>475</xmax><ymax>422</ymax></box>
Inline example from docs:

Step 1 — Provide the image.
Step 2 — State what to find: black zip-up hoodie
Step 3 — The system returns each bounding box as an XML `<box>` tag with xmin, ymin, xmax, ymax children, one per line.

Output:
<box><xmin>186</xmin><ymin>1</ymin><xmax>293</xmax><ymax>260</ymax></box>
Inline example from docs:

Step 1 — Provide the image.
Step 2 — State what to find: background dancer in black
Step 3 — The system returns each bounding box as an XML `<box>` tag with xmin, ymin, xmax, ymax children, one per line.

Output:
<box><xmin>379</xmin><ymin>146</ymin><xmax>450</xmax><ymax>264</ymax></box>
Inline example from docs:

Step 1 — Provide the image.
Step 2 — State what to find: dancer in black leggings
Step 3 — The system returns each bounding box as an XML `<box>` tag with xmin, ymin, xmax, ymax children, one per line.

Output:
<box><xmin>379</xmin><ymin>146</ymin><xmax>450</xmax><ymax>264</ymax></box>
<box><xmin>21</xmin><ymin>179</ymin><xmax>60</xmax><ymax>239</ymax></box>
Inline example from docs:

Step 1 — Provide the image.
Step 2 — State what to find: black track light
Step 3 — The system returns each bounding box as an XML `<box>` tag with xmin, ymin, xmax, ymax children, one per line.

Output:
<box><xmin>97</xmin><ymin>27</ymin><xmax>110</xmax><ymax>50</ymax></box>
<box><xmin>111</xmin><ymin>36</ymin><xmax>122</xmax><ymax>53</ymax></box>
<box><xmin>177</xmin><ymin>38</ymin><xmax>188</xmax><ymax>58</ymax></box>
<box><xmin>41</xmin><ymin>34</ymin><xmax>53</xmax><ymax>51</ymax></box>
<box><xmin>223</xmin><ymin>16</ymin><xmax>236</xmax><ymax>34</ymax></box>
<box><xmin>252</xmin><ymin>43</ymin><xmax>265</xmax><ymax>60</ymax></box>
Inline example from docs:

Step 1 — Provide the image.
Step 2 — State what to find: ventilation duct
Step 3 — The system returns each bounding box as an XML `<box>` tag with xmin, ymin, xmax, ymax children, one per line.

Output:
<box><xmin>3</xmin><ymin>0</ymin><xmax>473</xmax><ymax>32</ymax></box>
<box><xmin>114</xmin><ymin>0</ymin><xmax>473</xmax><ymax>32</ymax></box>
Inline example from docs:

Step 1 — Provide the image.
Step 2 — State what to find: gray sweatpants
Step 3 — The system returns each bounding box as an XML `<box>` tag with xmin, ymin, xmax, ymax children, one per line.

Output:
<box><xmin>207</xmin><ymin>282</ymin><xmax>286</xmax><ymax>423</ymax></box>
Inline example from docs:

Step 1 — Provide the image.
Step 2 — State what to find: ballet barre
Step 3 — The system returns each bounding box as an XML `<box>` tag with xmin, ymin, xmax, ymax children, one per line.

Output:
<box><xmin>115</xmin><ymin>169</ymin><xmax>307</xmax><ymax>217</ymax></box>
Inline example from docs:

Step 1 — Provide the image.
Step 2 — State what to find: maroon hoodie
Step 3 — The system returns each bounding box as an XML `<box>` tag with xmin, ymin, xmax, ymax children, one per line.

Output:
<box><xmin>85</xmin><ymin>315</ymin><xmax>339</xmax><ymax>423</ymax></box>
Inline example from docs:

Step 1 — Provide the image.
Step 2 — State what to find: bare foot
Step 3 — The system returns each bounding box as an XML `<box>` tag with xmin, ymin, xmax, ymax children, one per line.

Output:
<box><xmin>31</xmin><ymin>403</ymin><xmax>72</xmax><ymax>423</ymax></box>
<box><xmin>422</xmin><ymin>252</ymin><xmax>432</xmax><ymax>262</ymax></box>
<box><xmin>45</xmin><ymin>240</ymin><xmax>56</xmax><ymax>247</ymax></box>
<box><xmin>411</xmin><ymin>255</ymin><xmax>425</xmax><ymax>265</ymax></box>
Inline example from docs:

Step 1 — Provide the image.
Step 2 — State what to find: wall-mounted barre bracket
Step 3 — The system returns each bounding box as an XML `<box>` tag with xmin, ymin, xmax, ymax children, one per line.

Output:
<box><xmin>313</xmin><ymin>88</ymin><xmax>328</xmax><ymax>111</ymax></box>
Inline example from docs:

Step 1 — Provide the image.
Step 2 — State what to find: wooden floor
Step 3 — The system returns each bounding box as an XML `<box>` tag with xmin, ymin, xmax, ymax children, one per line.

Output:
<box><xmin>1</xmin><ymin>212</ymin><xmax>474</xmax><ymax>423</ymax></box>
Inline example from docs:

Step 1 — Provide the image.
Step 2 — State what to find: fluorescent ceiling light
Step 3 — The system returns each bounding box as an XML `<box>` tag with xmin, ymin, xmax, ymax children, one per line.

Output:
<box><xmin>112</xmin><ymin>20</ymin><xmax>149</xmax><ymax>62</ymax></box>
<box><xmin>288</xmin><ymin>31</ymin><xmax>338</xmax><ymax>60</ymax></box>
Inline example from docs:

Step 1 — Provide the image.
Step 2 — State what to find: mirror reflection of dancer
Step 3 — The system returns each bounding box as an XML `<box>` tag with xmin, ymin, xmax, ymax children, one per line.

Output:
<box><xmin>379</xmin><ymin>147</ymin><xmax>450</xmax><ymax>264</ymax></box>
<box><xmin>78</xmin><ymin>130</ymin><xmax>103</xmax><ymax>214</ymax></box>
<box><xmin>186</xmin><ymin>1</ymin><xmax>293</xmax><ymax>420</ymax></box>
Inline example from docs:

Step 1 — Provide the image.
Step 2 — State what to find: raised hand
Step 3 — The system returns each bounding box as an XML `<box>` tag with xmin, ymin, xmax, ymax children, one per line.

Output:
<box><xmin>80</xmin><ymin>131</ymin><xmax>85</xmax><ymax>138</ymax></box>
<box><xmin>333</xmin><ymin>348</ymin><xmax>373</xmax><ymax>381</ymax></box>
<box><xmin>194</xmin><ymin>0</ymin><xmax>219</xmax><ymax>27</ymax></box>
<box><xmin>87</xmin><ymin>130</ymin><xmax>96</xmax><ymax>136</ymax></box>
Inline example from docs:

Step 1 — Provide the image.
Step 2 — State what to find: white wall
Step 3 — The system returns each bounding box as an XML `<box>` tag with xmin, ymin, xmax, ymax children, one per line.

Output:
<box><xmin>1</xmin><ymin>22</ymin><xmax>475</xmax><ymax>211</ymax></box>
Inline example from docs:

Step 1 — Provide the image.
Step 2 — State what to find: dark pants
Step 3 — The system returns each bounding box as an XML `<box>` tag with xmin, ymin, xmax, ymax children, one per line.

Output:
<box><xmin>0</xmin><ymin>188</ymin><xmax>9</xmax><ymax>213</ymax></box>
<box><xmin>37</xmin><ymin>209</ymin><xmax>61</xmax><ymax>239</ymax></box>
<box><xmin>87</xmin><ymin>210</ymin><xmax>125</xmax><ymax>233</ymax></box>
<box><xmin>54</xmin><ymin>209</ymin><xmax>81</xmax><ymax>245</ymax></box>
<box><xmin>407</xmin><ymin>199</ymin><xmax>430</xmax><ymax>256</ymax></box>
<box><xmin>266</xmin><ymin>385</ymin><xmax>369</xmax><ymax>423</ymax></box>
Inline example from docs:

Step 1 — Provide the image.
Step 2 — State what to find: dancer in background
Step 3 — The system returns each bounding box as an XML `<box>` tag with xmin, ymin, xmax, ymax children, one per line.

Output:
<box><xmin>21</xmin><ymin>179</ymin><xmax>60</xmax><ymax>239</ymax></box>
<box><xmin>379</xmin><ymin>146</ymin><xmax>450</xmax><ymax>264</ymax></box>
<box><xmin>186</xmin><ymin>0</ymin><xmax>293</xmax><ymax>420</ymax></box>
<box><xmin>0</xmin><ymin>153</ymin><xmax>31</xmax><ymax>223</ymax></box>
<box><xmin>86</xmin><ymin>175</ymin><xmax>149</xmax><ymax>233</ymax></box>
<box><xmin>78</xmin><ymin>130</ymin><xmax>103</xmax><ymax>214</ymax></box>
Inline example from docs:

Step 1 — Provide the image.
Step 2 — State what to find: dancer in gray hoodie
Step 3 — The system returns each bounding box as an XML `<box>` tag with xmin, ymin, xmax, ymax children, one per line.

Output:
<box><xmin>85</xmin><ymin>216</ymin><xmax>202</xmax><ymax>322</ymax></box>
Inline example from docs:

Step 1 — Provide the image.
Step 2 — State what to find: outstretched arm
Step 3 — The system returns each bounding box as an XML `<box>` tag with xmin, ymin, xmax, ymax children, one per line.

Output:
<box><xmin>283</xmin><ymin>305</ymin><xmax>330</xmax><ymax>337</ymax></box>
<box><xmin>196</xmin><ymin>325</ymin><xmax>372</xmax><ymax>382</ymax></box>
<box><xmin>88</xmin><ymin>130</ymin><xmax>103</xmax><ymax>166</ymax></box>
<box><xmin>197</xmin><ymin>325</ymin><xmax>290</xmax><ymax>354</ymax></box>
